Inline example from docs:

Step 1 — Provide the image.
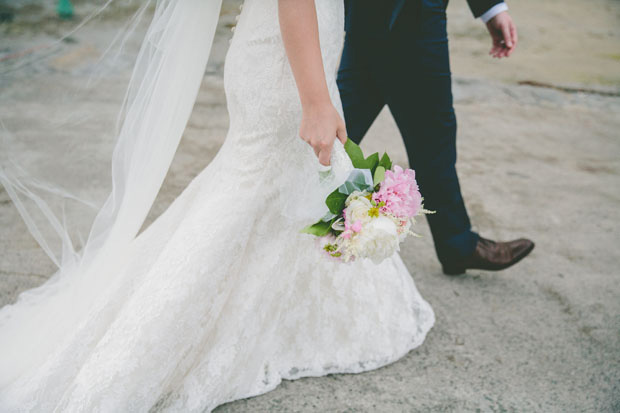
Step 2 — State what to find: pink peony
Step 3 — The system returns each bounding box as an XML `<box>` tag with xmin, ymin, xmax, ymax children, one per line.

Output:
<box><xmin>340</xmin><ymin>219</ymin><xmax>362</xmax><ymax>240</ymax></box>
<box><xmin>372</xmin><ymin>165</ymin><xmax>422</xmax><ymax>218</ymax></box>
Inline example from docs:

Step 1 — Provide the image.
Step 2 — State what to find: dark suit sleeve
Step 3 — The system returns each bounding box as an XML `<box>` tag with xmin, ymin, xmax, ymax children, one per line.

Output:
<box><xmin>466</xmin><ymin>0</ymin><xmax>504</xmax><ymax>18</ymax></box>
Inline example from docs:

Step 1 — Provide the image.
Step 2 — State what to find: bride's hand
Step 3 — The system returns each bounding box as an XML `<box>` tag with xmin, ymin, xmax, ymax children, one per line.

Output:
<box><xmin>278</xmin><ymin>0</ymin><xmax>347</xmax><ymax>166</ymax></box>
<box><xmin>299</xmin><ymin>102</ymin><xmax>348</xmax><ymax>166</ymax></box>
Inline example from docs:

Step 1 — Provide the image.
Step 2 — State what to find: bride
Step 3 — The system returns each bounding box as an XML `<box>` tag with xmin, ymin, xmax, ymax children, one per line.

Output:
<box><xmin>0</xmin><ymin>0</ymin><xmax>434</xmax><ymax>411</ymax></box>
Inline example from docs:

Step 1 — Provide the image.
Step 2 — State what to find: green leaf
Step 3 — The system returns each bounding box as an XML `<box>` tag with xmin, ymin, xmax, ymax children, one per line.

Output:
<box><xmin>379</xmin><ymin>152</ymin><xmax>392</xmax><ymax>171</ymax></box>
<box><xmin>300</xmin><ymin>219</ymin><xmax>332</xmax><ymax>236</ymax></box>
<box><xmin>344</xmin><ymin>139</ymin><xmax>365</xmax><ymax>168</ymax></box>
<box><xmin>344</xmin><ymin>139</ymin><xmax>387</xmax><ymax>175</ymax></box>
<box><xmin>373</xmin><ymin>166</ymin><xmax>385</xmax><ymax>186</ymax></box>
<box><xmin>363</xmin><ymin>152</ymin><xmax>380</xmax><ymax>174</ymax></box>
<box><xmin>325</xmin><ymin>190</ymin><xmax>348</xmax><ymax>215</ymax></box>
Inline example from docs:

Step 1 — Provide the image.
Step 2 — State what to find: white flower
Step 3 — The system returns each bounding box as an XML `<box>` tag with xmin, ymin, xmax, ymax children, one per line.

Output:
<box><xmin>344</xmin><ymin>191</ymin><xmax>372</xmax><ymax>225</ymax></box>
<box><xmin>345</xmin><ymin>190</ymin><xmax>369</xmax><ymax>206</ymax></box>
<box><xmin>349</xmin><ymin>216</ymin><xmax>400</xmax><ymax>264</ymax></box>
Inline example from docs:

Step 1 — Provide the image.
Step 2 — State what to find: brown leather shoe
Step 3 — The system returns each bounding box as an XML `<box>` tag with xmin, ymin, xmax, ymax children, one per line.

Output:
<box><xmin>442</xmin><ymin>236</ymin><xmax>535</xmax><ymax>275</ymax></box>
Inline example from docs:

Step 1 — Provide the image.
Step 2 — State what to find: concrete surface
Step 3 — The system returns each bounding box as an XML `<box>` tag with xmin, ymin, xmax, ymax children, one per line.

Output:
<box><xmin>1</xmin><ymin>0</ymin><xmax>619</xmax><ymax>411</ymax></box>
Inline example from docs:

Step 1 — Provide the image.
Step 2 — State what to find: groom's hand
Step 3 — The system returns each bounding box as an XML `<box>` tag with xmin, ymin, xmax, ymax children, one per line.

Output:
<box><xmin>486</xmin><ymin>11</ymin><xmax>518</xmax><ymax>58</ymax></box>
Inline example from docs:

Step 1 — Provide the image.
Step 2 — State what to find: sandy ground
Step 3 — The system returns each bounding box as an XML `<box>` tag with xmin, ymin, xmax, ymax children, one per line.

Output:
<box><xmin>0</xmin><ymin>0</ymin><xmax>619</xmax><ymax>411</ymax></box>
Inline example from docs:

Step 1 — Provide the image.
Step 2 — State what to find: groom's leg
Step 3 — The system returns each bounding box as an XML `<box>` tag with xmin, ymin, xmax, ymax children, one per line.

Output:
<box><xmin>337</xmin><ymin>35</ymin><xmax>386</xmax><ymax>144</ymax></box>
<box><xmin>385</xmin><ymin>4</ymin><xmax>479</xmax><ymax>264</ymax></box>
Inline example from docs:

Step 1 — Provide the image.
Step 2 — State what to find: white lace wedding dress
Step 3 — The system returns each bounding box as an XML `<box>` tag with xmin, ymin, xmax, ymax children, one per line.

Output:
<box><xmin>0</xmin><ymin>1</ymin><xmax>434</xmax><ymax>411</ymax></box>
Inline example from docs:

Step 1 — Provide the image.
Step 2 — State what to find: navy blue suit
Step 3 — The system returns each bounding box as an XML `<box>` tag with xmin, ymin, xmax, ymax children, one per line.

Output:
<box><xmin>337</xmin><ymin>0</ymin><xmax>502</xmax><ymax>265</ymax></box>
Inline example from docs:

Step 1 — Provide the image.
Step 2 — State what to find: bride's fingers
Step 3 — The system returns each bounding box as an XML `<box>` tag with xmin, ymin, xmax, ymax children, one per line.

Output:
<box><xmin>311</xmin><ymin>142</ymin><xmax>321</xmax><ymax>157</ymax></box>
<box><xmin>305</xmin><ymin>136</ymin><xmax>320</xmax><ymax>157</ymax></box>
<box><xmin>336</xmin><ymin>127</ymin><xmax>348</xmax><ymax>144</ymax></box>
<box><xmin>318</xmin><ymin>145</ymin><xmax>332</xmax><ymax>166</ymax></box>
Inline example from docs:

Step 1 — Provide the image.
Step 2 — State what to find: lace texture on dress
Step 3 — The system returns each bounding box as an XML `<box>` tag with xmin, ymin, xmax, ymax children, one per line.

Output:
<box><xmin>0</xmin><ymin>1</ymin><xmax>434</xmax><ymax>411</ymax></box>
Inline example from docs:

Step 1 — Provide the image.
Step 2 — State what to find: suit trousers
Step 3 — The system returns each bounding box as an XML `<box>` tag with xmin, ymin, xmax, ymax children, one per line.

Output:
<box><xmin>337</xmin><ymin>2</ymin><xmax>479</xmax><ymax>264</ymax></box>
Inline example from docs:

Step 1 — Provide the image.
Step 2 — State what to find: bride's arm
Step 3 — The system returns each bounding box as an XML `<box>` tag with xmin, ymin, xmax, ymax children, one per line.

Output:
<box><xmin>278</xmin><ymin>0</ymin><xmax>347</xmax><ymax>166</ymax></box>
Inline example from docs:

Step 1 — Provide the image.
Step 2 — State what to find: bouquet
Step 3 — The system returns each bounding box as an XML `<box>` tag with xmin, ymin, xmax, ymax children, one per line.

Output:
<box><xmin>301</xmin><ymin>140</ymin><xmax>433</xmax><ymax>264</ymax></box>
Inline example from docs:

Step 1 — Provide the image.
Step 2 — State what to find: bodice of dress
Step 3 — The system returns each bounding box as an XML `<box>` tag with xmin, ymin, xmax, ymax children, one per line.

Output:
<box><xmin>221</xmin><ymin>0</ymin><xmax>352</xmax><ymax>223</ymax></box>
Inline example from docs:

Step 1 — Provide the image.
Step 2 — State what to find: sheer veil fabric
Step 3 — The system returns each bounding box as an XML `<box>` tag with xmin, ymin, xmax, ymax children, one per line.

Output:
<box><xmin>0</xmin><ymin>0</ymin><xmax>224</xmax><ymax>393</ymax></box>
<box><xmin>0</xmin><ymin>0</ymin><xmax>435</xmax><ymax>411</ymax></box>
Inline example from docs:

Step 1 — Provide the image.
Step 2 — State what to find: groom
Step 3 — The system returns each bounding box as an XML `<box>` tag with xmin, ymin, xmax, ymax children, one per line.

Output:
<box><xmin>337</xmin><ymin>0</ymin><xmax>534</xmax><ymax>275</ymax></box>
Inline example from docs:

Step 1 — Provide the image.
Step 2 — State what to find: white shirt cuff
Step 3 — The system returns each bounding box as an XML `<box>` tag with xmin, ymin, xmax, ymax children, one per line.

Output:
<box><xmin>480</xmin><ymin>3</ymin><xmax>508</xmax><ymax>23</ymax></box>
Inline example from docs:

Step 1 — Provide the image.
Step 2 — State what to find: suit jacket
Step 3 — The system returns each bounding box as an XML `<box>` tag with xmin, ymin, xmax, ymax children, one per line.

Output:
<box><xmin>344</xmin><ymin>0</ymin><xmax>505</xmax><ymax>34</ymax></box>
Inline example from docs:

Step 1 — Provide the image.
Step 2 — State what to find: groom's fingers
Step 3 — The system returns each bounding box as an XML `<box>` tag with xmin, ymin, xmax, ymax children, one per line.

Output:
<box><xmin>510</xmin><ymin>22</ymin><xmax>518</xmax><ymax>50</ymax></box>
<box><xmin>499</xmin><ymin>44</ymin><xmax>508</xmax><ymax>58</ymax></box>
<box><xmin>490</xmin><ymin>43</ymin><xmax>502</xmax><ymax>58</ymax></box>
<box><xmin>491</xmin><ymin>43</ymin><xmax>500</xmax><ymax>58</ymax></box>
<box><xmin>490</xmin><ymin>34</ymin><xmax>504</xmax><ymax>58</ymax></box>
<box><xmin>504</xmin><ymin>24</ymin><xmax>517</xmax><ymax>57</ymax></box>
<box><xmin>501</xmin><ymin>23</ymin><xmax>513</xmax><ymax>50</ymax></box>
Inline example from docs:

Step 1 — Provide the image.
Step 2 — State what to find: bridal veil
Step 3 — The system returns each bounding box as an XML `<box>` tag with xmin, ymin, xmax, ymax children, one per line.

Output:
<box><xmin>0</xmin><ymin>0</ymin><xmax>223</xmax><ymax>388</ymax></box>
